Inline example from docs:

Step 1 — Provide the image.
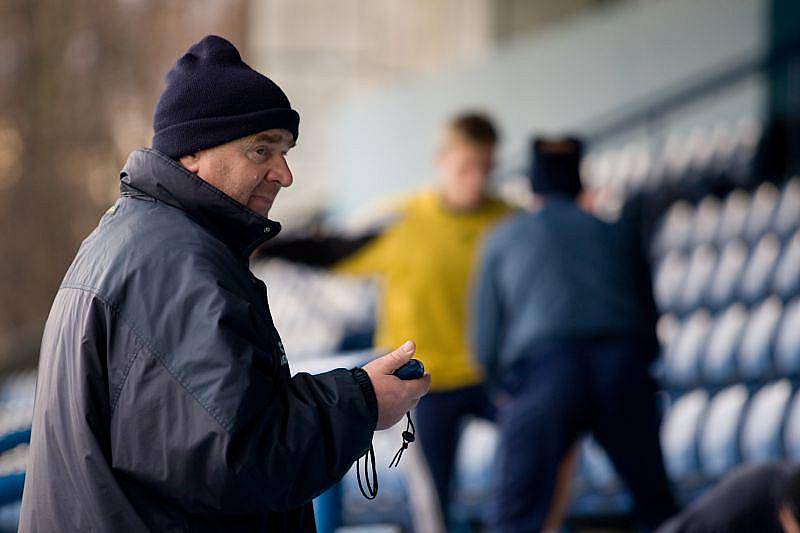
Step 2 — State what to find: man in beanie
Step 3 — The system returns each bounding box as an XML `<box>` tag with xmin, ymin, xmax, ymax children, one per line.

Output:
<box><xmin>471</xmin><ymin>137</ymin><xmax>676</xmax><ymax>531</ymax></box>
<box><xmin>19</xmin><ymin>35</ymin><xmax>429</xmax><ymax>532</ymax></box>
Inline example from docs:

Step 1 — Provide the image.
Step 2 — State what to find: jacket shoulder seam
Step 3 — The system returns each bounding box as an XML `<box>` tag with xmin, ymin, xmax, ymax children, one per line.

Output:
<box><xmin>59</xmin><ymin>283</ymin><xmax>234</xmax><ymax>432</ymax></box>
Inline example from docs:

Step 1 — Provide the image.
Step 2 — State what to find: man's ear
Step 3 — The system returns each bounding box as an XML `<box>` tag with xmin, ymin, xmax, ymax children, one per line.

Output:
<box><xmin>179</xmin><ymin>152</ymin><xmax>201</xmax><ymax>173</ymax></box>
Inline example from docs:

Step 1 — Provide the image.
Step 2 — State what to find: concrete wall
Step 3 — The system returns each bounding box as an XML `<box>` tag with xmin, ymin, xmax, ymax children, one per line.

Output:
<box><xmin>328</xmin><ymin>0</ymin><xmax>768</xmax><ymax>219</ymax></box>
<box><xmin>247</xmin><ymin>0</ymin><xmax>496</xmax><ymax>227</ymax></box>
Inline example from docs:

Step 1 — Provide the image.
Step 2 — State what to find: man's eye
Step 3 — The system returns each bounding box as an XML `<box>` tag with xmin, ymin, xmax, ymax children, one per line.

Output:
<box><xmin>255</xmin><ymin>148</ymin><xmax>267</xmax><ymax>156</ymax></box>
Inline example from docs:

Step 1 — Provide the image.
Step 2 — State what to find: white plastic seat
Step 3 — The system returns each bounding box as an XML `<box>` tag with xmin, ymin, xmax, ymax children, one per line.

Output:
<box><xmin>653</xmin><ymin>201</ymin><xmax>694</xmax><ymax>256</ymax></box>
<box><xmin>738</xmin><ymin>233</ymin><xmax>781</xmax><ymax>303</ymax></box>
<box><xmin>717</xmin><ymin>190</ymin><xmax>750</xmax><ymax>244</ymax></box>
<box><xmin>773</xmin><ymin>230</ymin><xmax>800</xmax><ymax>299</ymax></box>
<box><xmin>660</xmin><ymin>390</ymin><xmax>709</xmax><ymax>480</ymax></box>
<box><xmin>706</xmin><ymin>240</ymin><xmax>747</xmax><ymax>309</ymax></box>
<box><xmin>743</xmin><ymin>183</ymin><xmax>780</xmax><ymax>242</ymax></box>
<box><xmin>775</xmin><ymin>298</ymin><xmax>800</xmax><ymax>375</ymax></box>
<box><xmin>773</xmin><ymin>178</ymin><xmax>800</xmax><ymax>237</ymax></box>
<box><xmin>739</xmin><ymin>297</ymin><xmax>782</xmax><ymax>380</ymax></box>
<box><xmin>654</xmin><ymin>251</ymin><xmax>689</xmax><ymax>313</ymax></box>
<box><xmin>665</xmin><ymin>310</ymin><xmax>712</xmax><ymax>387</ymax></box>
<box><xmin>741</xmin><ymin>380</ymin><xmax>792</xmax><ymax>462</ymax></box>
<box><xmin>702</xmin><ymin>305</ymin><xmax>748</xmax><ymax>385</ymax></box>
<box><xmin>699</xmin><ymin>384</ymin><xmax>749</xmax><ymax>478</ymax></box>
<box><xmin>678</xmin><ymin>245</ymin><xmax>717</xmax><ymax>313</ymax></box>
<box><xmin>691</xmin><ymin>196</ymin><xmax>721</xmax><ymax>247</ymax></box>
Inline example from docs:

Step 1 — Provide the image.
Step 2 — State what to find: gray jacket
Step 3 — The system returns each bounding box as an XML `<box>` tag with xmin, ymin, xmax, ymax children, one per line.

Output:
<box><xmin>19</xmin><ymin>148</ymin><xmax>377</xmax><ymax>532</ymax></box>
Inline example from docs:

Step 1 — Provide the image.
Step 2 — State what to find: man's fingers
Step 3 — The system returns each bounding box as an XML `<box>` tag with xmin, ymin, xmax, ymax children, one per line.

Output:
<box><xmin>372</xmin><ymin>340</ymin><xmax>416</xmax><ymax>374</ymax></box>
<box><xmin>406</xmin><ymin>373</ymin><xmax>431</xmax><ymax>400</ymax></box>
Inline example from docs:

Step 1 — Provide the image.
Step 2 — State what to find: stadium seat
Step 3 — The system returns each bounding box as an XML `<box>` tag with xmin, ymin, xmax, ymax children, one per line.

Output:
<box><xmin>678</xmin><ymin>245</ymin><xmax>717</xmax><ymax>313</ymax></box>
<box><xmin>740</xmin><ymin>380</ymin><xmax>792</xmax><ymax>462</ymax></box>
<box><xmin>738</xmin><ymin>233</ymin><xmax>781</xmax><ymax>304</ymax></box>
<box><xmin>579</xmin><ymin>437</ymin><xmax>619</xmax><ymax>491</ymax></box>
<box><xmin>743</xmin><ymin>183</ymin><xmax>780</xmax><ymax>243</ymax></box>
<box><xmin>701</xmin><ymin>305</ymin><xmax>748</xmax><ymax>385</ymax></box>
<box><xmin>773</xmin><ymin>178</ymin><xmax>800</xmax><ymax>238</ymax></box>
<box><xmin>698</xmin><ymin>384</ymin><xmax>749</xmax><ymax>478</ymax></box>
<box><xmin>773</xmin><ymin>230</ymin><xmax>800</xmax><ymax>300</ymax></box>
<box><xmin>706</xmin><ymin>240</ymin><xmax>747</xmax><ymax>310</ymax></box>
<box><xmin>653</xmin><ymin>201</ymin><xmax>694</xmax><ymax>256</ymax></box>
<box><xmin>654</xmin><ymin>252</ymin><xmax>689</xmax><ymax>313</ymax></box>
<box><xmin>690</xmin><ymin>196</ymin><xmax>721</xmax><ymax>247</ymax></box>
<box><xmin>660</xmin><ymin>390</ymin><xmax>709</xmax><ymax>481</ymax></box>
<box><xmin>664</xmin><ymin>310</ymin><xmax>712</xmax><ymax>387</ymax></box>
<box><xmin>738</xmin><ymin>297</ymin><xmax>782</xmax><ymax>381</ymax></box>
<box><xmin>341</xmin><ymin>426</ymin><xmax>412</xmax><ymax>529</ymax></box>
<box><xmin>451</xmin><ymin>419</ymin><xmax>497</xmax><ymax>521</ymax></box>
<box><xmin>716</xmin><ymin>190</ymin><xmax>750</xmax><ymax>244</ymax></box>
<box><xmin>784</xmin><ymin>388</ymin><xmax>800</xmax><ymax>462</ymax></box>
<box><xmin>775</xmin><ymin>298</ymin><xmax>800</xmax><ymax>376</ymax></box>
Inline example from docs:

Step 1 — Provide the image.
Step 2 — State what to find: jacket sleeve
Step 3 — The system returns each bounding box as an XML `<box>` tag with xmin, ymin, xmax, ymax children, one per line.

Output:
<box><xmin>109</xmin><ymin>268</ymin><xmax>378</xmax><ymax>515</ymax></box>
<box><xmin>470</xmin><ymin>235</ymin><xmax>504</xmax><ymax>378</ymax></box>
<box><xmin>230</xmin><ymin>363</ymin><xmax>378</xmax><ymax>511</ymax></box>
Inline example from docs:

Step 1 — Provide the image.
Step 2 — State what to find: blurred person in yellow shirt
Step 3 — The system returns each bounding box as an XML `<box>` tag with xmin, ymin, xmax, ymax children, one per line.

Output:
<box><xmin>336</xmin><ymin>112</ymin><xmax>513</xmax><ymax>523</ymax></box>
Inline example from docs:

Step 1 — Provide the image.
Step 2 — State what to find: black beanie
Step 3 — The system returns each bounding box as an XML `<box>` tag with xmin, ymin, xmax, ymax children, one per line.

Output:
<box><xmin>529</xmin><ymin>136</ymin><xmax>584</xmax><ymax>198</ymax></box>
<box><xmin>152</xmin><ymin>35</ymin><xmax>300</xmax><ymax>159</ymax></box>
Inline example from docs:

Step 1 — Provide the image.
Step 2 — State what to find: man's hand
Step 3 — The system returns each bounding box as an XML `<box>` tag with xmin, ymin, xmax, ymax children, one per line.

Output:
<box><xmin>363</xmin><ymin>340</ymin><xmax>431</xmax><ymax>430</ymax></box>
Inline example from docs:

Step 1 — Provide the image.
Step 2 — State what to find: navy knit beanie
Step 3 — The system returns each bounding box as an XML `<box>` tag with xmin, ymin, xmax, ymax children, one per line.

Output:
<box><xmin>529</xmin><ymin>136</ymin><xmax>584</xmax><ymax>198</ymax></box>
<box><xmin>152</xmin><ymin>35</ymin><xmax>299</xmax><ymax>159</ymax></box>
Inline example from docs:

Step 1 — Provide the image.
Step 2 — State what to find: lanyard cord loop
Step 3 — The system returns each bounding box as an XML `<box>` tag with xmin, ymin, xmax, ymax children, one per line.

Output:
<box><xmin>357</xmin><ymin>411</ymin><xmax>416</xmax><ymax>499</ymax></box>
<box><xmin>357</xmin><ymin>442</ymin><xmax>378</xmax><ymax>500</ymax></box>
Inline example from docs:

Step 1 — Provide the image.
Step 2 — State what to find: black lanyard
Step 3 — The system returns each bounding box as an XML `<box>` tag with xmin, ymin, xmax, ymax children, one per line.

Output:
<box><xmin>357</xmin><ymin>412</ymin><xmax>416</xmax><ymax>499</ymax></box>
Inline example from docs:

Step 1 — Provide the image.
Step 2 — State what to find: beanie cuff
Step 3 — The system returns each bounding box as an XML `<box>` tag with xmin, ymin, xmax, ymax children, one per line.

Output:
<box><xmin>152</xmin><ymin>107</ymin><xmax>300</xmax><ymax>159</ymax></box>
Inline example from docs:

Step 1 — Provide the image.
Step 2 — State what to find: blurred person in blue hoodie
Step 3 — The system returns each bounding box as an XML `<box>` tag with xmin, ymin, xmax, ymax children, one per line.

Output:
<box><xmin>472</xmin><ymin>137</ymin><xmax>677</xmax><ymax>532</ymax></box>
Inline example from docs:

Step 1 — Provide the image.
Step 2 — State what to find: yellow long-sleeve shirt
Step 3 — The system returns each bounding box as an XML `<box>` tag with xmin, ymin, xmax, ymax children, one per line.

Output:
<box><xmin>336</xmin><ymin>189</ymin><xmax>513</xmax><ymax>392</ymax></box>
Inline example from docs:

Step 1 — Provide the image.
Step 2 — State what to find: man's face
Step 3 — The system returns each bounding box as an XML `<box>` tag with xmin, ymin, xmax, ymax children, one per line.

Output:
<box><xmin>437</xmin><ymin>140</ymin><xmax>494</xmax><ymax>211</ymax></box>
<box><xmin>179</xmin><ymin>129</ymin><xmax>295</xmax><ymax>217</ymax></box>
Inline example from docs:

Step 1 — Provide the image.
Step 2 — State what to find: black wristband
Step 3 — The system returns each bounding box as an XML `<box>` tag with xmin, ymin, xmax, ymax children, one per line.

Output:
<box><xmin>350</xmin><ymin>367</ymin><xmax>378</xmax><ymax>430</ymax></box>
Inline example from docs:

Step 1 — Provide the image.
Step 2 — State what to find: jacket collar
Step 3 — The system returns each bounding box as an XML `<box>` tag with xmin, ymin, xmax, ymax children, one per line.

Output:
<box><xmin>119</xmin><ymin>148</ymin><xmax>281</xmax><ymax>258</ymax></box>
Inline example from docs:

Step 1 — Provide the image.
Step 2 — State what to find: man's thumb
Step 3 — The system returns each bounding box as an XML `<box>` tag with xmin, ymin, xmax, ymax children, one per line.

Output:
<box><xmin>377</xmin><ymin>340</ymin><xmax>416</xmax><ymax>374</ymax></box>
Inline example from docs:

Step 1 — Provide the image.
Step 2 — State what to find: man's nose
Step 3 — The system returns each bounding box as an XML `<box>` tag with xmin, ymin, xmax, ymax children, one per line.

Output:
<box><xmin>268</xmin><ymin>156</ymin><xmax>293</xmax><ymax>188</ymax></box>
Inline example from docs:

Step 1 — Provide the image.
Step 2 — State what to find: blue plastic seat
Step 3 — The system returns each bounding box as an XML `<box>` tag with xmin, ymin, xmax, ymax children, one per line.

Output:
<box><xmin>738</xmin><ymin>297</ymin><xmax>782</xmax><ymax>381</ymax></box>
<box><xmin>701</xmin><ymin>305</ymin><xmax>748</xmax><ymax>385</ymax></box>
<box><xmin>706</xmin><ymin>240</ymin><xmax>747</xmax><ymax>310</ymax></box>
<box><xmin>773</xmin><ymin>231</ymin><xmax>800</xmax><ymax>300</ymax></box>
<box><xmin>738</xmin><ymin>233</ymin><xmax>781</xmax><ymax>304</ymax></box>
<box><xmin>660</xmin><ymin>390</ymin><xmax>709</xmax><ymax>481</ymax></box>
<box><xmin>740</xmin><ymin>379</ymin><xmax>792</xmax><ymax>462</ymax></box>
<box><xmin>699</xmin><ymin>384</ymin><xmax>749</xmax><ymax>478</ymax></box>
<box><xmin>775</xmin><ymin>298</ymin><xmax>800</xmax><ymax>376</ymax></box>
<box><xmin>664</xmin><ymin>310</ymin><xmax>712</xmax><ymax>387</ymax></box>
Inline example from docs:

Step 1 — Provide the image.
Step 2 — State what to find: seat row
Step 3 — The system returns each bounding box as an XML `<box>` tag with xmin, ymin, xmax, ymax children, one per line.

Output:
<box><xmin>655</xmin><ymin>227</ymin><xmax>800</xmax><ymax>315</ymax></box>
<box><xmin>659</xmin><ymin>297</ymin><xmax>800</xmax><ymax>388</ymax></box>
<box><xmin>653</xmin><ymin>179</ymin><xmax>800</xmax><ymax>257</ymax></box>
